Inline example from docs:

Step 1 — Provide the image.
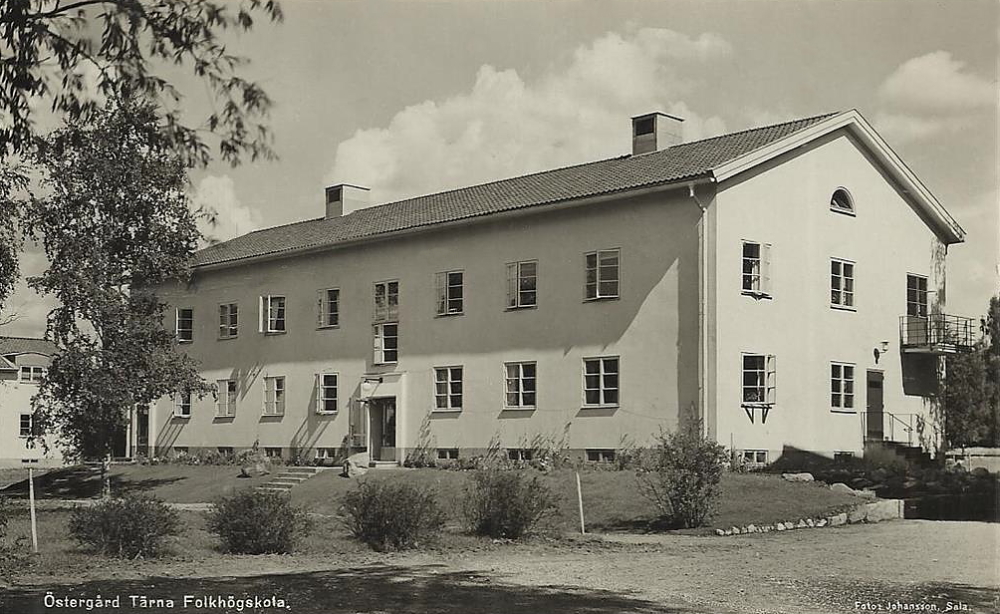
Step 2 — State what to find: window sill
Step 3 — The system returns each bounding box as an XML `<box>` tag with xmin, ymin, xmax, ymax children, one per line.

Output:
<box><xmin>177</xmin><ymin>339</ymin><xmax>193</xmax><ymax>344</ymax></box>
<box><xmin>581</xmin><ymin>404</ymin><xmax>619</xmax><ymax>410</ymax></box>
<box><xmin>217</xmin><ymin>335</ymin><xmax>238</xmax><ymax>341</ymax></box>
<box><xmin>741</xmin><ymin>291</ymin><xmax>772</xmax><ymax>300</ymax></box>
<box><xmin>431</xmin><ymin>409</ymin><xmax>462</xmax><ymax>414</ymax></box>
<box><xmin>830</xmin><ymin>207</ymin><xmax>856</xmax><ymax>217</ymax></box>
<box><xmin>261</xmin><ymin>413</ymin><xmax>285</xmax><ymax>418</ymax></box>
<box><xmin>316</xmin><ymin>325</ymin><xmax>340</xmax><ymax>330</ymax></box>
<box><xmin>502</xmin><ymin>406</ymin><xmax>536</xmax><ymax>412</ymax></box>
<box><xmin>315</xmin><ymin>410</ymin><xmax>338</xmax><ymax>416</ymax></box>
<box><xmin>505</xmin><ymin>304</ymin><xmax>537</xmax><ymax>311</ymax></box>
<box><xmin>583</xmin><ymin>296</ymin><xmax>620</xmax><ymax>303</ymax></box>
<box><xmin>434</xmin><ymin>312</ymin><xmax>465</xmax><ymax>318</ymax></box>
<box><xmin>263</xmin><ymin>330</ymin><xmax>287</xmax><ymax>335</ymax></box>
<box><xmin>214</xmin><ymin>414</ymin><xmax>235</xmax><ymax>420</ymax></box>
<box><xmin>830</xmin><ymin>409</ymin><xmax>857</xmax><ymax>414</ymax></box>
<box><xmin>830</xmin><ymin>304</ymin><xmax>857</xmax><ymax>312</ymax></box>
<box><xmin>172</xmin><ymin>414</ymin><xmax>191</xmax><ymax>419</ymax></box>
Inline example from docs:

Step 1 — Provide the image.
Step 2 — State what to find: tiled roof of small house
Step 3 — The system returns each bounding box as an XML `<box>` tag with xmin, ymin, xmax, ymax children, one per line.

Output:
<box><xmin>0</xmin><ymin>336</ymin><xmax>57</xmax><ymax>361</ymax></box>
<box><xmin>193</xmin><ymin>112</ymin><xmax>838</xmax><ymax>267</ymax></box>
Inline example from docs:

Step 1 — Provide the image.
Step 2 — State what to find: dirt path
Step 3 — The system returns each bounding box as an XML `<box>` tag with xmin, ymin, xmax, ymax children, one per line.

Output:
<box><xmin>3</xmin><ymin>520</ymin><xmax>997</xmax><ymax>613</ymax></box>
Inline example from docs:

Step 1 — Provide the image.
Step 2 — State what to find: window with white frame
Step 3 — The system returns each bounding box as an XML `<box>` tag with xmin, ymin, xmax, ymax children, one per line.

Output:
<box><xmin>506</xmin><ymin>260</ymin><xmax>537</xmax><ymax>308</ymax></box>
<box><xmin>259</xmin><ymin>295</ymin><xmax>286</xmax><ymax>333</ymax></box>
<box><xmin>830</xmin><ymin>259</ymin><xmax>855</xmax><ymax>308</ymax></box>
<box><xmin>218</xmin><ymin>303</ymin><xmax>238</xmax><ymax>339</ymax></box>
<box><xmin>174</xmin><ymin>391</ymin><xmax>192</xmax><ymax>418</ymax></box>
<box><xmin>176</xmin><ymin>308</ymin><xmax>194</xmax><ymax>342</ymax></box>
<box><xmin>583</xmin><ymin>357</ymin><xmax>619</xmax><ymax>406</ymax></box>
<box><xmin>741</xmin><ymin>354</ymin><xmax>776</xmax><ymax>405</ymax></box>
<box><xmin>373</xmin><ymin>323</ymin><xmax>398</xmax><ymax>364</ymax></box>
<box><xmin>830</xmin><ymin>188</ymin><xmax>855</xmax><ymax>215</ymax></box>
<box><xmin>435</xmin><ymin>271</ymin><xmax>464</xmax><ymax>315</ymax></box>
<box><xmin>906</xmin><ymin>274</ymin><xmax>928</xmax><ymax>317</ymax></box>
<box><xmin>216</xmin><ymin>379</ymin><xmax>236</xmax><ymax>417</ymax></box>
<box><xmin>373</xmin><ymin>280</ymin><xmax>399</xmax><ymax>322</ymax></box>
<box><xmin>434</xmin><ymin>366</ymin><xmax>463</xmax><ymax>411</ymax></box>
<box><xmin>19</xmin><ymin>366</ymin><xmax>46</xmax><ymax>383</ymax></box>
<box><xmin>504</xmin><ymin>361</ymin><xmax>536</xmax><ymax>409</ymax></box>
<box><xmin>585</xmin><ymin>249</ymin><xmax>620</xmax><ymax>300</ymax></box>
<box><xmin>19</xmin><ymin>414</ymin><xmax>32</xmax><ymax>438</ymax></box>
<box><xmin>316</xmin><ymin>373</ymin><xmax>338</xmax><ymax>413</ymax></box>
<box><xmin>741</xmin><ymin>241</ymin><xmax>772</xmax><ymax>296</ymax></box>
<box><xmin>263</xmin><ymin>376</ymin><xmax>285</xmax><ymax>416</ymax></box>
<box><xmin>831</xmin><ymin>363</ymin><xmax>855</xmax><ymax>411</ymax></box>
<box><xmin>317</xmin><ymin>288</ymin><xmax>340</xmax><ymax>328</ymax></box>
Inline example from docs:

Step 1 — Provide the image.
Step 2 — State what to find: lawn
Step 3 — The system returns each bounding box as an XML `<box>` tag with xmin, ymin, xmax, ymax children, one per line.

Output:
<box><xmin>0</xmin><ymin>464</ymin><xmax>272</xmax><ymax>502</ymax></box>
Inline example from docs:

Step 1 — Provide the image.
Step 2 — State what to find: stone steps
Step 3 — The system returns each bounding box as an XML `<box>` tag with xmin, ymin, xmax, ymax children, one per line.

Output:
<box><xmin>256</xmin><ymin>466</ymin><xmax>330</xmax><ymax>493</ymax></box>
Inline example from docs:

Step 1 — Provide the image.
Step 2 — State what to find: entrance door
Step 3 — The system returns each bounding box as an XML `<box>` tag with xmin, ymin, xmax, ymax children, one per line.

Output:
<box><xmin>369</xmin><ymin>398</ymin><xmax>396</xmax><ymax>462</ymax></box>
<box><xmin>866</xmin><ymin>371</ymin><xmax>884</xmax><ymax>441</ymax></box>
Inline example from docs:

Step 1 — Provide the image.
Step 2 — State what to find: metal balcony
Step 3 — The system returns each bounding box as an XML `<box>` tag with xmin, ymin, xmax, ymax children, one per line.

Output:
<box><xmin>899</xmin><ymin>314</ymin><xmax>977</xmax><ymax>354</ymax></box>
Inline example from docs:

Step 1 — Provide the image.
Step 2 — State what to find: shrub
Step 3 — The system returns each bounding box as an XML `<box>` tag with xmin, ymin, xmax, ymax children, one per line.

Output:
<box><xmin>637</xmin><ymin>423</ymin><xmax>728</xmax><ymax>529</ymax></box>
<box><xmin>462</xmin><ymin>468</ymin><xmax>558</xmax><ymax>538</ymax></box>
<box><xmin>208</xmin><ymin>489</ymin><xmax>312</xmax><ymax>554</ymax></box>
<box><xmin>341</xmin><ymin>480</ymin><xmax>445</xmax><ymax>551</ymax></box>
<box><xmin>68</xmin><ymin>495</ymin><xmax>180</xmax><ymax>558</ymax></box>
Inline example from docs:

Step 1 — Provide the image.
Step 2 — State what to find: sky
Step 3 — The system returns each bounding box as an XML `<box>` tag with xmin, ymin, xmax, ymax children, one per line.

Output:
<box><xmin>3</xmin><ymin>0</ymin><xmax>998</xmax><ymax>336</ymax></box>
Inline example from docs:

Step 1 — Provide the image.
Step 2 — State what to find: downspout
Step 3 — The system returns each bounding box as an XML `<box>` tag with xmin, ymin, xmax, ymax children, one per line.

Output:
<box><xmin>688</xmin><ymin>180</ymin><xmax>713</xmax><ymax>440</ymax></box>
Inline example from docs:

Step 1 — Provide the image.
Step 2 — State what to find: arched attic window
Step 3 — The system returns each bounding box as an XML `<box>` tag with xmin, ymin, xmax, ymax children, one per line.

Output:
<box><xmin>830</xmin><ymin>188</ymin><xmax>855</xmax><ymax>215</ymax></box>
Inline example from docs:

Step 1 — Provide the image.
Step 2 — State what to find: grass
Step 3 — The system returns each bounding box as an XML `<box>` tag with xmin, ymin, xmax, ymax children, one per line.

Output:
<box><xmin>0</xmin><ymin>464</ymin><xmax>272</xmax><ymax>502</ymax></box>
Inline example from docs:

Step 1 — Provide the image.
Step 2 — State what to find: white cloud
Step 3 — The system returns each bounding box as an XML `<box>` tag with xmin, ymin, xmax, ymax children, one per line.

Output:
<box><xmin>875</xmin><ymin>51</ymin><xmax>997</xmax><ymax>143</ymax></box>
<box><xmin>327</xmin><ymin>28</ymin><xmax>729</xmax><ymax>204</ymax></box>
<box><xmin>191</xmin><ymin>175</ymin><xmax>262</xmax><ymax>244</ymax></box>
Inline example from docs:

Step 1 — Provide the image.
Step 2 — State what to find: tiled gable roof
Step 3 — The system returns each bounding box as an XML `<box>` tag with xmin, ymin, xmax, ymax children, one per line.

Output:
<box><xmin>194</xmin><ymin>113</ymin><xmax>838</xmax><ymax>268</ymax></box>
<box><xmin>0</xmin><ymin>336</ymin><xmax>57</xmax><ymax>358</ymax></box>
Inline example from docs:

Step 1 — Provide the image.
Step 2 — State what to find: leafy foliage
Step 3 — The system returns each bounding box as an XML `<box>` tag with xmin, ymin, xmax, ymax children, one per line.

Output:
<box><xmin>25</xmin><ymin>102</ymin><xmax>212</xmax><ymax>482</ymax></box>
<box><xmin>341</xmin><ymin>480</ymin><xmax>445</xmax><ymax>551</ymax></box>
<box><xmin>208</xmin><ymin>489</ymin><xmax>312</xmax><ymax>554</ymax></box>
<box><xmin>637</xmin><ymin>423</ymin><xmax>728</xmax><ymax>529</ymax></box>
<box><xmin>68</xmin><ymin>495</ymin><xmax>180</xmax><ymax>558</ymax></box>
<box><xmin>462</xmin><ymin>468</ymin><xmax>558</xmax><ymax>539</ymax></box>
<box><xmin>940</xmin><ymin>295</ymin><xmax>1000</xmax><ymax>448</ymax></box>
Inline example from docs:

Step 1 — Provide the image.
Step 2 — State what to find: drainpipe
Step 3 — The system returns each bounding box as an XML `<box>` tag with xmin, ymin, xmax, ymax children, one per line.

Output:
<box><xmin>688</xmin><ymin>179</ymin><xmax>714</xmax><ymax>441</ymax></box>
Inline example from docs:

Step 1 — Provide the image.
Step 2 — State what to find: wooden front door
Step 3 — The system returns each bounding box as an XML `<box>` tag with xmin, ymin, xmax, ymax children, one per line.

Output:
<box><xmin>866</xmin><ymin>371</ymin><xmax>884</xmax><ymax>441</ymax></box>
<box><xmin>369</xmin><ymin>398</ymin><xmax>396</xmax><ymax>462</ymax></box>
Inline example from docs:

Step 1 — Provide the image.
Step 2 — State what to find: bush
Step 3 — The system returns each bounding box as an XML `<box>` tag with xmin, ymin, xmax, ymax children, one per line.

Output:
<box><xmin>462</xmin><ymin>468</ymin><xmax>558</xmax><ymax>538</ymax></box>
<box><xmin>208</xmin><ymin>489</ymin><xmax>312</xmax><ymax>554</ymax></box>
<box><xmin>68</xmin><ymin>495</ymin><xmax>180</xmax><ymax>558</ymax></box>
<box><xmin>637</xmin><ymin>424</ymin><xmax>728</xmax><ymax>529</ymax></box>
<box><xmin>341</xmin><ymin>480</ymin><xmax>445</xmax><ymax>551</ymax></box>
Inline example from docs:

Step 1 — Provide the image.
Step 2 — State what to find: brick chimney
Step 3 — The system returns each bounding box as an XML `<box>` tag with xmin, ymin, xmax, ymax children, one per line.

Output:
<box><xmin>632</xmin><ymin>112</ymin><xmax>684</xmax><ymax>155</ymax></box>
<box><xmin>325</xmin><ymin>184</ymin><xmax>370</xmax><ymax>218</ymax></box>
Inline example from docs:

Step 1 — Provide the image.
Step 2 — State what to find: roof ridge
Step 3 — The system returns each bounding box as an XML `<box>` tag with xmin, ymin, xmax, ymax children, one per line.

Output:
<box><xmin>0</xmin><ymin>335</ymin><xmax>48</xmax><ymax>342</ymax></box>
<box><xmin>668</xmin><ymin>111</ymin><xmax>841</xmax><ymax>151</ymax></box>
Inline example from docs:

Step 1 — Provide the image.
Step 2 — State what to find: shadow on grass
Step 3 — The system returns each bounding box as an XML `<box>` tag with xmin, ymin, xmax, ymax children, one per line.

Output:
<box><xmin>0</xmin><ymin>466</ymin><xmax>184</xmax><ymax>500</ymax></box>
<box><xmin>0</xmin><ymin>564</ymin><xmax>705</xmax><ymax>614</ymax></box>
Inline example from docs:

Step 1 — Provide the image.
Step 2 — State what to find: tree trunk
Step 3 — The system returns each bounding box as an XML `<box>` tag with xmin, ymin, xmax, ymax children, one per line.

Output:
<box><xmin>101</xmin><ymin>453</ymin><xmax>111</xmax><ymax>498</ymax></box>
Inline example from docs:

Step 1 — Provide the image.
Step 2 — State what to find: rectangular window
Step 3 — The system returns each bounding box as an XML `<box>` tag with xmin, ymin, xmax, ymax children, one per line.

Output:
<box><xmin>217</xmin><ymin>446</ymin><xmax>233</xmax><ymax>457</ymax></box>
<box><xmin>742</xmin><ymin>450</ymin><xmax>768</xmax><ymax>464</ymax></box>
<box><xmin>264</xmin><ymin>447</ymin><xmax>282</xmax><ymax>459</ymax></box>
<box><xmin>741</xmin><ymin>241</ymin><xmax>772</xmax><ymax>296</ymax></box>
<box><xmin>437</xmin><ymin>448</ymin><xmax>459</xmax><ymax>460</ymax></box>
<box><xmin>741</xmin><ymin>354</ymin><xmax>776</xmax><ymax>405</ymax></box>
<box><xmin>583</xmin><ymin>357</ymin><xmax>620</xmax><ymax>407</ymax></box>
<box><xmin>317</xmin><ymin>288</ymin><xmax>340</xmax><ymax>328</ymax></box>
<box><xmin>508</xmin><ymin>448</ymin><xmax>533</xmax><ymax>461</ymax></box>
<box><xmin>19</xmin><ymin>414</ymin><xmax>32</xmax><ymax>438</ymax></box>
<box><xmin>315</xmin><ymin>447</ymin><xmax>338</xmax><ymax>460</ymax></box>
<box><xmin>263</xmin><ymin>376</ymin><xmax>285</xmax><ymax>416</ymax></box>
<box><xmin>19</xmin><ymin>366</ymin><xmax>46</xmax><ymax>383</ymax></box>
<box><xmin>373</xmin><ymin>323</ymin><xmax>398</xmax><ymax>364</ymax></box>
<box><xmin>831</xmin><ymin>259</ymin><xmax>855</xmax><ymax>308</ymax></box>
<box><xmin>586</xmin><ymin>449</ymin><xmax>616</xmax><ymax>462</ymax></box>
<box><xmin>831</xmin><ymin>363</ymin><xmax>856</xmax><ymax>411</ymax></box>
<box><xmin>174</xmin><ymin>391</ymin><xmax>192</xmax><ymax>418</ymax></box>
<box><xmin>260</xmin><ymin>295</ymin><xmax>286</xmax><ymax>333</ymax></box>
<box><xmin>218</xmin><ymin>303</ymin><xmax>238</xmax><ymax>339</ymax></box>
<box><xmin>434</xmin><ymin>367</ymin><xmax>463</xmax><ymax>411</ymax></box>
<box><xmin>906</xmin><ymin>274</ymin><xmax>928</xmax><ymax>317</ymax></box>
<box><xmin>176</xmin><ymin>308</ymin><xmax>193</xmax><ymax>342</ymax></box>
<box><xmin>504</xmin><ymin>361</ymin><xmax>537</xmax><ymax>409</ymax></box>
<box><xmin>317</xmin><ymin>373</ymin><xmax>338</xmax><ymax>413</ymax></box>
<box><xmin>373</xmin><ymin>280</ymin><xmax>399</xmax><ymax>322</ymax></box>
<box><xmin>506</xmin><ymin>260</ymin><xmax>537</xmax><ymax>308</ymax></box>
<box><xmin>585</xmin><ymin>249</ymin><xmax>620</xmax><ymax>300</ymax></box>
<box><xmin>435</xmin><ymin>271</ymin><xmax>464</xmax><ymax>315</ymax></box>
<box><xmin>216</xmin><ymin>379</ymin><xmax>236</xmax><ymax>417</ymax></box>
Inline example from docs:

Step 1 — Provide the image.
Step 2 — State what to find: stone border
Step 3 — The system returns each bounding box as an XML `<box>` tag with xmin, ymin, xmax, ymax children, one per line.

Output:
<box><xmin>714</xmin><ymin>499</ymin><xmax>904</xmax><ymax>536</ymax></box>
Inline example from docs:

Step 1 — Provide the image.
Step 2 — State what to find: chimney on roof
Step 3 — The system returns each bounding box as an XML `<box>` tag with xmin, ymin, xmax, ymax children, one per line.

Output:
<box><xmin>325</xmin><ymin>184</ymin><xmax>370</xmax><ymax>218</ymax></box>
<box><xmin>632</xmin><ymin>112</ymin><xmax>684</xmax><ymax>155</ymax></box>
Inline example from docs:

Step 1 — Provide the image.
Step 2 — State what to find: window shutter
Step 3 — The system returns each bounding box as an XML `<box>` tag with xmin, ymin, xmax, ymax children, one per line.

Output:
<box><xmin>761</xmin><ymin>243</ymin><xmax>773</xmax><ymax>295</ymax></box>
<box><xmin>506</xmin><ymin>263</ymin><xmax>516</xmax><ymax>307</ymax></box>
<box><xmin>314</xmin><ymin>373</ymin><xmax>321</xmax><ymax>414</ymax></box>
<box><xmin>435</xmin><ymin>272</ymin><xmax>446</xmax><ymax>314</ymax></box>
<box><xmin>258</xmin><ymin>296</ymin><xmax>266</xmax><ymax>332</ymax></box>
<box><xmin>316</xmin><ymin>289</ymin><xmax>325</xmax><ymax>328</ymax></box>
<box><xmin>765</xmin><ymin>354</ymin><xmax>777</xmax><ymax>404</ymax></box>
<box><xmin>373</xmin><ymin>325</ymin><xmax>382</xmax><ymax>363</ymax></box>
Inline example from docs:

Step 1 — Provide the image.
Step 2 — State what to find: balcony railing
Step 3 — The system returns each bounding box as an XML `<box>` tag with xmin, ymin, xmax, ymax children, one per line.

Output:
<box><xmin>899</xmin><ymin>314</ymin><xmax>976</xmax><ymax>354</ymax></box>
